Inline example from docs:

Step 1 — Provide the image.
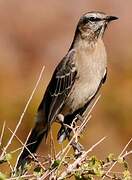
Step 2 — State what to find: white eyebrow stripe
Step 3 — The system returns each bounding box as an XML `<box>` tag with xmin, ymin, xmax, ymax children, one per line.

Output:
<box><xmin>85</xmin><ymin>13</ymin><xmax>98</xmax><ymax>19</ymax></box>
<box><xmin>84</xmin><ymin>12</ymin><xmax>105</xmax><ymax>19</ymax></box>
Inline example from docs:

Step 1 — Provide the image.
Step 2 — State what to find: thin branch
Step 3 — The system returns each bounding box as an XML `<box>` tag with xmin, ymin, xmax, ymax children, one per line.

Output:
<box><xmin>40</xmin><ymin>167</ymin><xmax>57</xmax><ymax>180</ymax></box>
<box><xmin>42</xmin><ymin>95</ymin><xmax>101</xmax><ymax>180</ymax></box>
<box><xmin>50</xmin><ymin>129</ymin><xmax>56</xmax><ymax>160</ymax></box>
<box><xmin>121</xmin><ymin>150</ymin><xmax>132</xmax><ymax>159</ymax></box>
<box><xmin>10</xmin><ymin>146</ymin><xmax>27</xmax><ymax>154</ymax></box>
<box><xmin>0</xmin><ymin>121</ymin><xmax>6</xmax><ymax>146</ymax></box>
<box><xmin>55</xmin><ymin>95</ymin><xmax>101</xmax><ymax>176</ymax></box>
<box><xmin>0</xmin><ymin>65</ymin><xmax>45</xmax><ymax>158</ymax></box>
<box><xmin>6</xmin><ymin>128</ymin><xmax>45</xmax><ymax>171</ymax></box>
<box><xmin>58</xmin><ymin>136</ymin><xmax>106</xmax><ymax>180</ymax></box>
<box><xmin>7</xmin><ymin>174</ymin><xmax>36</xmax><ymax>180</ymax></box>
<box><xmin>102</xmin><ymin>138</ymin><xmax>132</xmax><ymax>179</ymax></box>
<box><xmin>56</xmin><ymin>115</ymin><xmax>91</xmax><ymax>174</ymax></box>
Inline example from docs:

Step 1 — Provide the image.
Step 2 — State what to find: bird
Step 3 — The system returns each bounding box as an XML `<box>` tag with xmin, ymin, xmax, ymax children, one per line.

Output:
<box><xmin>16</xmin><ymin>11</ymin><xmax>118</xmax><ymax>172</ymax></box>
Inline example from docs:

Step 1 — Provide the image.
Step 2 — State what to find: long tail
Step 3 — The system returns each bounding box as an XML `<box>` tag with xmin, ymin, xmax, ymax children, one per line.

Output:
<box><xmin>15</xmin><ymin>113</ymin><xmax>48</xmax><ymax>174</ymax></box>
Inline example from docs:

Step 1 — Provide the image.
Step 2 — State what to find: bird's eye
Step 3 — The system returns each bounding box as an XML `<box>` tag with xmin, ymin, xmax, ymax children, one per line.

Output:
<box><xmin>89</xmin><ymin>17</ymin><xmax>101</xmax><ymax>21</ymax></box>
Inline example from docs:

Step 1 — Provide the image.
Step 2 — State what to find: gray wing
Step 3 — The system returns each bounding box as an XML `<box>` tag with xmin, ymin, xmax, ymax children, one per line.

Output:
<box><xmin>38</xmin><ymin>49</ymin><xmax>77</xmax><ymax>125</ymax></box>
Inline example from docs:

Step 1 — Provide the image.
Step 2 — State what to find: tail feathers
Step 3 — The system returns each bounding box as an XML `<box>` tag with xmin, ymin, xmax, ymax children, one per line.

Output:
<box><xmin>16</xmin><ymin>124</ymin><xmax>48</xmax><ymax>174</ymax></box>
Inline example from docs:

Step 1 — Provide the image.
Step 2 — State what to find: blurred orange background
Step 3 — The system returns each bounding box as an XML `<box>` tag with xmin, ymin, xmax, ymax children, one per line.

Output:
<box><xmin>0</xmin><ymin>0</ymin><xmax>132</xmax><ymax>173</ymax></box>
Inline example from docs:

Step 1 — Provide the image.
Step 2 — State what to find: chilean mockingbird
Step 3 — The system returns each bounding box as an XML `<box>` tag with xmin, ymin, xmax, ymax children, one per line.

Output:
<box><xmin>16</xmin><ymin>11</ymin><xmax>118</xmax><ymax>171</ymax></box>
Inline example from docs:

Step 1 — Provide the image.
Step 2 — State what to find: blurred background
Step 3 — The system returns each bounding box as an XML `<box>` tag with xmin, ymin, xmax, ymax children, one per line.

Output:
<box><xmin>0</xmin><ymin>0</ymin><xmax>132</xmax><ymax>173</ymax></box>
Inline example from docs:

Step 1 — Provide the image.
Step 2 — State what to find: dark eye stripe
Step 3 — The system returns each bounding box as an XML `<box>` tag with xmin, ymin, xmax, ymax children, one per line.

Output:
<box><xmin>89</xmin><ymin>17</ymin><xmax>101</xmax><ymax>21</ymax></box>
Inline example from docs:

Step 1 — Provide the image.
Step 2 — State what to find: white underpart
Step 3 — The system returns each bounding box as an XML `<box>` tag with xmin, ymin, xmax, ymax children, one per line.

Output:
<box><xmin>66</xmin><ymin>38</ymin><xmax>107</xmax><ymax>113</ymax></box>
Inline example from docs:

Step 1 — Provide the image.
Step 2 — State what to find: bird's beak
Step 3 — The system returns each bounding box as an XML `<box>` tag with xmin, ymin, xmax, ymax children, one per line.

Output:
<box><xmin>106</xmin><ymin>16</ymin><xmax>118</xmax><ymax>22</ymax></box>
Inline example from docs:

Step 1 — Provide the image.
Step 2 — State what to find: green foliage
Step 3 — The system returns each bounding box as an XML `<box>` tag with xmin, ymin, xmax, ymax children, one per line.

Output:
<box><xmin>107</xmin><ymin>153</ymin><xmax>115</xmax><ymax>162</ymax></box>
<box><xmin>0</xmin><ymin>172</ymin><xmax>6</xmax><ymax>180</ymax></box>
<box><xmin>123</xmin><ymin>170</ymin><xmax>132</xmax><ymax>180</ymax></box>
<box><xmin>33</xmin><ymin>166</ymin><xmax>44</xmax><ymax>177</ymax></box>
<box><xmin>74</xmin><ymin>156</ymin><xmax>104</xmax><ymax>179</ymax></box>
<box><xmin>51</xmin><ymin>159</ymin><xmax>61</xmax><ymax>169</ymax></box>
<box><xmin>74</xmin><ymin>154</ymin><xmax>132</xmax><ymax>180</ymax></box>
<box><xmin>0</xmin><ymin>151</ymin><xmax>131</xmax><ymax>179</ymax></box>
<box><xmin>0</xmin><ymin>153</ymin><xmax>12</xmax><ymax>164</ymax></box>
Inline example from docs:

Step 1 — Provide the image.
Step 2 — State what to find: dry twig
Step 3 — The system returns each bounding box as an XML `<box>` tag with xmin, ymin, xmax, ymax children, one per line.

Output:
<box><xmin>0</xmin><ymin>66</ymin><xmax>45</xmax><ymax>159</ymax></box>
<box><xmin>102</xmin><ymin>138</ymin><xmax>132</xmax><ymax>179</ymax></box>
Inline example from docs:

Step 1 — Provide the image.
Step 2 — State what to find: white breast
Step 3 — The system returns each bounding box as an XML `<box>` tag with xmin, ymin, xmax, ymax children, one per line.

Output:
<box><xmin>66</xmin><ymin>38</ymin><xmax>107</xmax><ymax>113</ymax></box>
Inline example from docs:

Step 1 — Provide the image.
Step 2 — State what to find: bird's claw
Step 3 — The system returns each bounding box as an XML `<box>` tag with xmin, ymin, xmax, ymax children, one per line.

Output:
<box><xmin>71</xmin><ymin>141</ymin><xmax>84</xmax><ymax>158</ymax></box>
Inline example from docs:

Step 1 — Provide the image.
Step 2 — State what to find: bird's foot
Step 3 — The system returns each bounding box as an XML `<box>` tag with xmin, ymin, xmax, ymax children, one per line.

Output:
<box><xmin>71</xmin><ymin>140</ymin><xmax>84</xmax><ymax>158</ymax></box>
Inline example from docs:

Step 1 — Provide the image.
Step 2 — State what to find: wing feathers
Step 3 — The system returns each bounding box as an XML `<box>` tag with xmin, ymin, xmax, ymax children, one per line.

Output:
<box><xmin>43</xmin><ymin>49</ymin><xmax>77</xmax><ymax>123</ymax></box>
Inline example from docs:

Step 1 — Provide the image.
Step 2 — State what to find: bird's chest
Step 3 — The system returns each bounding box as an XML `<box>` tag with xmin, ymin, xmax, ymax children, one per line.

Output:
<box><xmin>65</xmin><ymin>43</ymin><xmax>107</xmax><ymax>113</ymax></box>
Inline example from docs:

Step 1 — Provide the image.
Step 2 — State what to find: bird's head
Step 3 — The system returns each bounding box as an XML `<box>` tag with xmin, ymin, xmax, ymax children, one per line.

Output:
<box><xmin>77</xmin><ymin>11</ymin><xmax>118</xmax><ymax>40</ymax></box>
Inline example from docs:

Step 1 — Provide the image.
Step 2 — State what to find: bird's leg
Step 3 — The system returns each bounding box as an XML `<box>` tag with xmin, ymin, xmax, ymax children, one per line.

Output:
<box><xmin>56</xmin><ymin>114</ymin><xmax>71</xmax><ymax>139</ymax></box>
<box><xmin>67</xmin><ymin>115</ymin><xmax>84</xmax><ymax>157</ymax></box>
<box><xmin>71</xmin><ymin>140</ymin><xmax>84</xmax><ymax>158</ymax></box>
<box><xmin>56</xmin><ymin>113</ymin><xmax>84</xmax><ymax>157</ymax></box>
